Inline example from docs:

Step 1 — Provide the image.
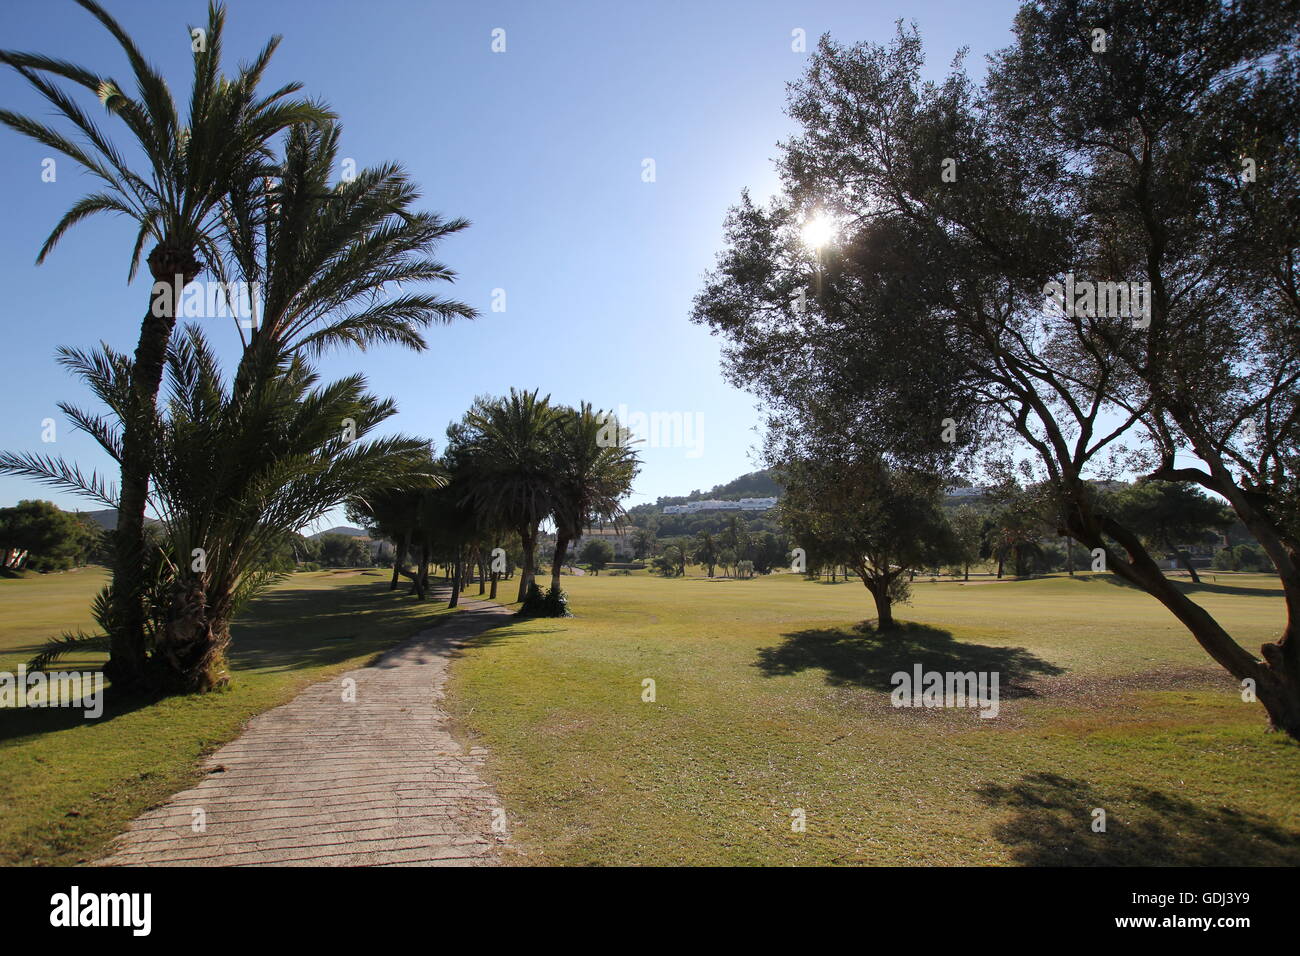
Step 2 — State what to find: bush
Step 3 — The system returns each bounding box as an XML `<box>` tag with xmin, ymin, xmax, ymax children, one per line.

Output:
<box><xmin>297</xmin><ymin>561</ymin><xmax>321</xmax><ymax>572</ymax></box>
<box><xmin>1212</xmin><ymin>548</ymin><xmax>1235</xmax><ymax>571</ymax></box>
<box><xmin>1212</xmin><ymin>545</ymin><xmax>1269</xmax><ymax>571</ymax></box>
<box><xmin>1237</xmin><ymin>544</ymin><xmax>1269</xmax><ymax>571</ymax></box>
<box><xmin>518</xmin><ymin>583</ymin><xmax>572</xmax><ymax>617</ymax></box>
<box><xmin>518</xmin><ymin>582</ymin><xmax>547</xmax><ymax>615</ymax></box>
<box><xmin>542</xmin><ymin>586</ymin><xmax>571</xmax><ymax>617</ymax></box>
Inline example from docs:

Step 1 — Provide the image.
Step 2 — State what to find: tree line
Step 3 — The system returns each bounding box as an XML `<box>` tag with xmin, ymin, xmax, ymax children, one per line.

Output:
<box><xmin>346</xmin><ymin>389</ymin><xmax>639</xmax><ymax>615</ymax></box>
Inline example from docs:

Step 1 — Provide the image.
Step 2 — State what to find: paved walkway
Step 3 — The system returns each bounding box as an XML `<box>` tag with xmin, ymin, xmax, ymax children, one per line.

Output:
<box><xmin>98</xmin><ymin>594</ymin><xmax>514</xmax><ymax>867</ymax></box>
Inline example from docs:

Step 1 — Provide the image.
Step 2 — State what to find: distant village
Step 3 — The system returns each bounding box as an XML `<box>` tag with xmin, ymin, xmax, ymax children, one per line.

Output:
<box><xmin>661</xmin><ymin>486</ymin><xmax>992</xmax><ymax>514</ymax></box>
<box><xmin>661</xmin><ymin>497</ymin><xmax>779</xmax><ymax>515</ymax></box>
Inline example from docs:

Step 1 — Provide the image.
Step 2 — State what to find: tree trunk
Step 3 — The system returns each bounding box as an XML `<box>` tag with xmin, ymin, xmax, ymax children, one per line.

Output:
<box><xmin>996</xmin><ymin>553</ymin><xmax>1004</xmax><ymax>579</ymax></box>
<box><xmin>448</xmin><ymin>547</ymin><xmax>462</xmax><ymax>608</ymax></box>
<box><xmin>107</xmin><ymin>252</ymin><xmax>201</xmax><ymax>692</ymax></box>
<box><xmin>391</xmin><ymin>531</ymin><xmax>410</xmax><ymax>591</ymax></box>
<box><xmin>389</xmin><ymin>541</ymin><xmax>404</xmax><ymax>591</ymax></box>
<box><xmin>152</xmin><ymin>581</ymin><xmax>230</xmax><ymax>693</ymax></box>
<box><xmin>869</xmin><ymin>579</ymin><xmax>894</xmax><ymax>630</ymax></box>
<box><xmin>1083</xmin><ymin>513</ymin><xmax>1300</xmax><ymax>739</ymax></box>
<box><xmin>489</xmin><ymin>571</ymin><xmax>499</xmax><ymax>600</ymax></box>
<box><xmin>551</xmin><ymin>533</ymin><xmax>570</xmax><ymax>594</ymax></box>
<box><xmin>1173</xmin><ymin>544</ymin><xmax>1201</xmax><ymax>584</ymax></box>
<box><xmin>416</xmin><ymin>541</ymin><xmax>429</xmax><ymax>600</ymax></box>
<box><xmin>517</xmin><ymin>525</ymin><xmax>537</xmax><ymax>602</ymax></box>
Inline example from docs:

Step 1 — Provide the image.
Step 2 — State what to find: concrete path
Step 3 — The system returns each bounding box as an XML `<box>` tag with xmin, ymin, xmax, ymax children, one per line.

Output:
<box><xmin>98</xmin><ymin>593</ymin><xmax>513</xmax><ymax>867</ymax></box>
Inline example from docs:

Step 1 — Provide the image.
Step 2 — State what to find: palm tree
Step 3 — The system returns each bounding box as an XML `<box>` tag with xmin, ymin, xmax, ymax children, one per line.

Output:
<box><xmin>5</xmin><ymin>325</ymin><xmax>431</xmax><ymax>691</ymax></box>
<box><xmin>547</xmin><ymin>403</ymin><xmax>640</xmax><ymax>596</ymax></box>
<box><xmin>347</xmin><ymin>483</ymin><xmax>426</xmax><ymax>591</ymax></box>
<box><xmin>454</xmin><ymin>390</ymin><xmax>560</xmax><ymax>603</ymax></box>
<box><xmin>420</xmin><ymin>470</ymin><xmax>482</xmax><ymax>608</ymax></box>
<box><xmin>693</xmin><ymin>531</ymin><xmax>720</xmax><ymax>578</ymax></box>
<box><xmin>219</xmin><ymin>119</ymin><xmax>476</xmax><ymax>374</ymax></box>
<box><xmin>0</xmin><ymin>0</ymin><xmax>332</xmax><ymax>688</ymax></box>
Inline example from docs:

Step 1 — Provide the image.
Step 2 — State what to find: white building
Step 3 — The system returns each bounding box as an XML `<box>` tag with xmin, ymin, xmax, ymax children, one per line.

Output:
<box><xmin>662</xmin><ymin>497</ymin><xmax>778</xmax><ymax>515</ymax></box>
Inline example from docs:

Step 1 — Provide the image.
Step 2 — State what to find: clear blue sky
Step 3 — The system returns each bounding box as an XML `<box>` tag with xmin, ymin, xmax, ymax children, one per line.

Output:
<box><xmin>0</xmin><ymin>0</ymin><xmax>1021</xmax><ymax>531</ymax></box>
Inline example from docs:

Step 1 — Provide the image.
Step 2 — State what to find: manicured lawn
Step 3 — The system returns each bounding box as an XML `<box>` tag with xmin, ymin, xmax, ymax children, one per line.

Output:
<box><xmin>445</xmin><ymin>570</ymin><xmax>1300</xmax><ymax>865</ymax></box>
<box><xmin>5</xmin><ymin>565</ymin><xmax>1297</xmax><ymax>867</ymax></box>
<box><xmin>0</xmin><ymin>568</ymin><xmax>456</xmax><ymax>865</ymax></box>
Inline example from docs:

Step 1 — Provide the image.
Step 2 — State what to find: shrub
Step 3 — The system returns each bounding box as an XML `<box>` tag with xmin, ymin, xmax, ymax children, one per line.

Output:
<box><xmin>518</xmin><ymin>582</ymin><xmax>547</xmax><ymax>615</ymax></box>
<box><xmin>542</xmin><ymin>586</ymin><xmax>571</xmax><ymax>617</ymax></box>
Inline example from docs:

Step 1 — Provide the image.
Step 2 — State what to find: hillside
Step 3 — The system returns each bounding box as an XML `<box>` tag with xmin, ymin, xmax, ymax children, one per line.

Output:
<box><xmin>635</xmin><ymin>469</ymin><xmax>782</xmax><ymax>512</ymax></box>
<box><xmin>309</xmin><ymin>526</ymin><xmax>369</xmax><ymax>540</ymax></box>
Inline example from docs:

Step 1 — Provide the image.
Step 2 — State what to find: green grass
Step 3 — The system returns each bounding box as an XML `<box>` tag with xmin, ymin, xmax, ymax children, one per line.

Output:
<box><xmin>0</xmin><ymin>567</ymin><xmax>457</xmax><ymax>865</ymax></box>
<box><xmin>445</xmin><ymin>570</ymin><xmax>1300</xmax><ymax>865</ymax></box>
<box><xmin>5</xmin><ymin>566</ymin><xmax>1297</xmax><ymax>867</ymax></box>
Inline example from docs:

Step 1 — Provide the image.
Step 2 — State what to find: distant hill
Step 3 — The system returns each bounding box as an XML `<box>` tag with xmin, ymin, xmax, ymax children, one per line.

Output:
<box><xmin>309</xmin><ymin>526</ymin><xmax>369</xmax><ymax>540</ymax></box>
<box><xmin>81</xmin><ymin>509</ymin><xmax>118</xmax><ymax>531</ymax></box>
<box><xmin>76</xmin><ymin>509</ymin><xmax>160</xmax><ymax>531</ymax></box>
<box><xmin>642</xmin><ymin>469</ymin><xmax>782</xmax><ymax>510</ymax></box>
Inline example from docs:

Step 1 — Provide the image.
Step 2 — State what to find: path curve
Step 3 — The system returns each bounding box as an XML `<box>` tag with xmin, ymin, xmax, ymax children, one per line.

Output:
<box><xmin>98</xmin><ymin>593</ymin><xmax>513</xmax><ymax>867</ymax></box>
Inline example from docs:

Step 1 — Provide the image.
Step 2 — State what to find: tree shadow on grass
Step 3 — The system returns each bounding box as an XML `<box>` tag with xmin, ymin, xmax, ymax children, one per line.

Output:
<box><xmin>755</xmin><ymin>621</ymin><xmax>1063</xmax><ymax>697</ymax></box>
<box><xmin>975</xmin><ymin>771</ymin><xmax>1300</xmax><ymax>865</ymax></box>
<box><xmin>1092</xmin><ymin>574</ymin><xmax>1279</xmax><ymax>599</ymax></box>
<box><xmin>0</xmin><ymin>578</ymin><xmax>492</xmax><ymax>743</ymax></box>
<box><xmin>229</xmin><ymin>580</ymin><xmax>439</xmax><ymax>671</ymax></box>
<box><xmin>1171</xmin><ymin>579</ymin><xmax>1282</xmax><ymax>599</ymax></box>
<box><xmin>0</xmin><ymin>686</ymin><xmax>156</xmax><ymax>744</ymax></box>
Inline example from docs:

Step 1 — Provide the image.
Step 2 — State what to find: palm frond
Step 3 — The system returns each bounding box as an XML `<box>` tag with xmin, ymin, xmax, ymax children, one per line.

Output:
<box><xmin>27</xmin><ymin>630</ymin><xmax>110</xmax><ymax>673</ymax></box>
<box><xmin>0</xmin><ymin>451</ymin><xmax>120</xmax><ymax>509</ymax></box>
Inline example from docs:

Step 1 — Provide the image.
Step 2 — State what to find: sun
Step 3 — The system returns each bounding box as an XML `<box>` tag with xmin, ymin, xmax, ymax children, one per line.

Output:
<box><xmin>800</xmin><ymin>212</ymin><xmax>835</xmax><ymax>251</ymax></box>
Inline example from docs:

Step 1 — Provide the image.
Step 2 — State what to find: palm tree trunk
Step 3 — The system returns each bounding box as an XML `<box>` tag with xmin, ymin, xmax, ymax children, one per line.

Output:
<box><xmin>551</xmin><ymin>533</ymin><xmax>570</xmax><ymax>593</ymax></box>
<box><xmin>517</xmin><ymin>525</ymin><xmax>537</xmax><ymax>602</ymax></box>
<box><xmin>448</xmin><ymin>547</ymin><xmax>462</xmax><ymax>608</ymax></box>
<box><xmin>416</xmin><ymin>541</ymin><xmax>429</xmax><ymax>599</ymax></box>
<box><xmin>391</xmin><ymin>531</ymin><xmax>410</xmax><ymax>590</ymax></box>
<box><xmin>107</xmin><ymin>257</ymin><xmax>197</xmax><ymax>691</ymax></box>
<box><xmin>153</xmin><ymin>581</ymin><xmax>230</xmax><ymax>693</ymax></box>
